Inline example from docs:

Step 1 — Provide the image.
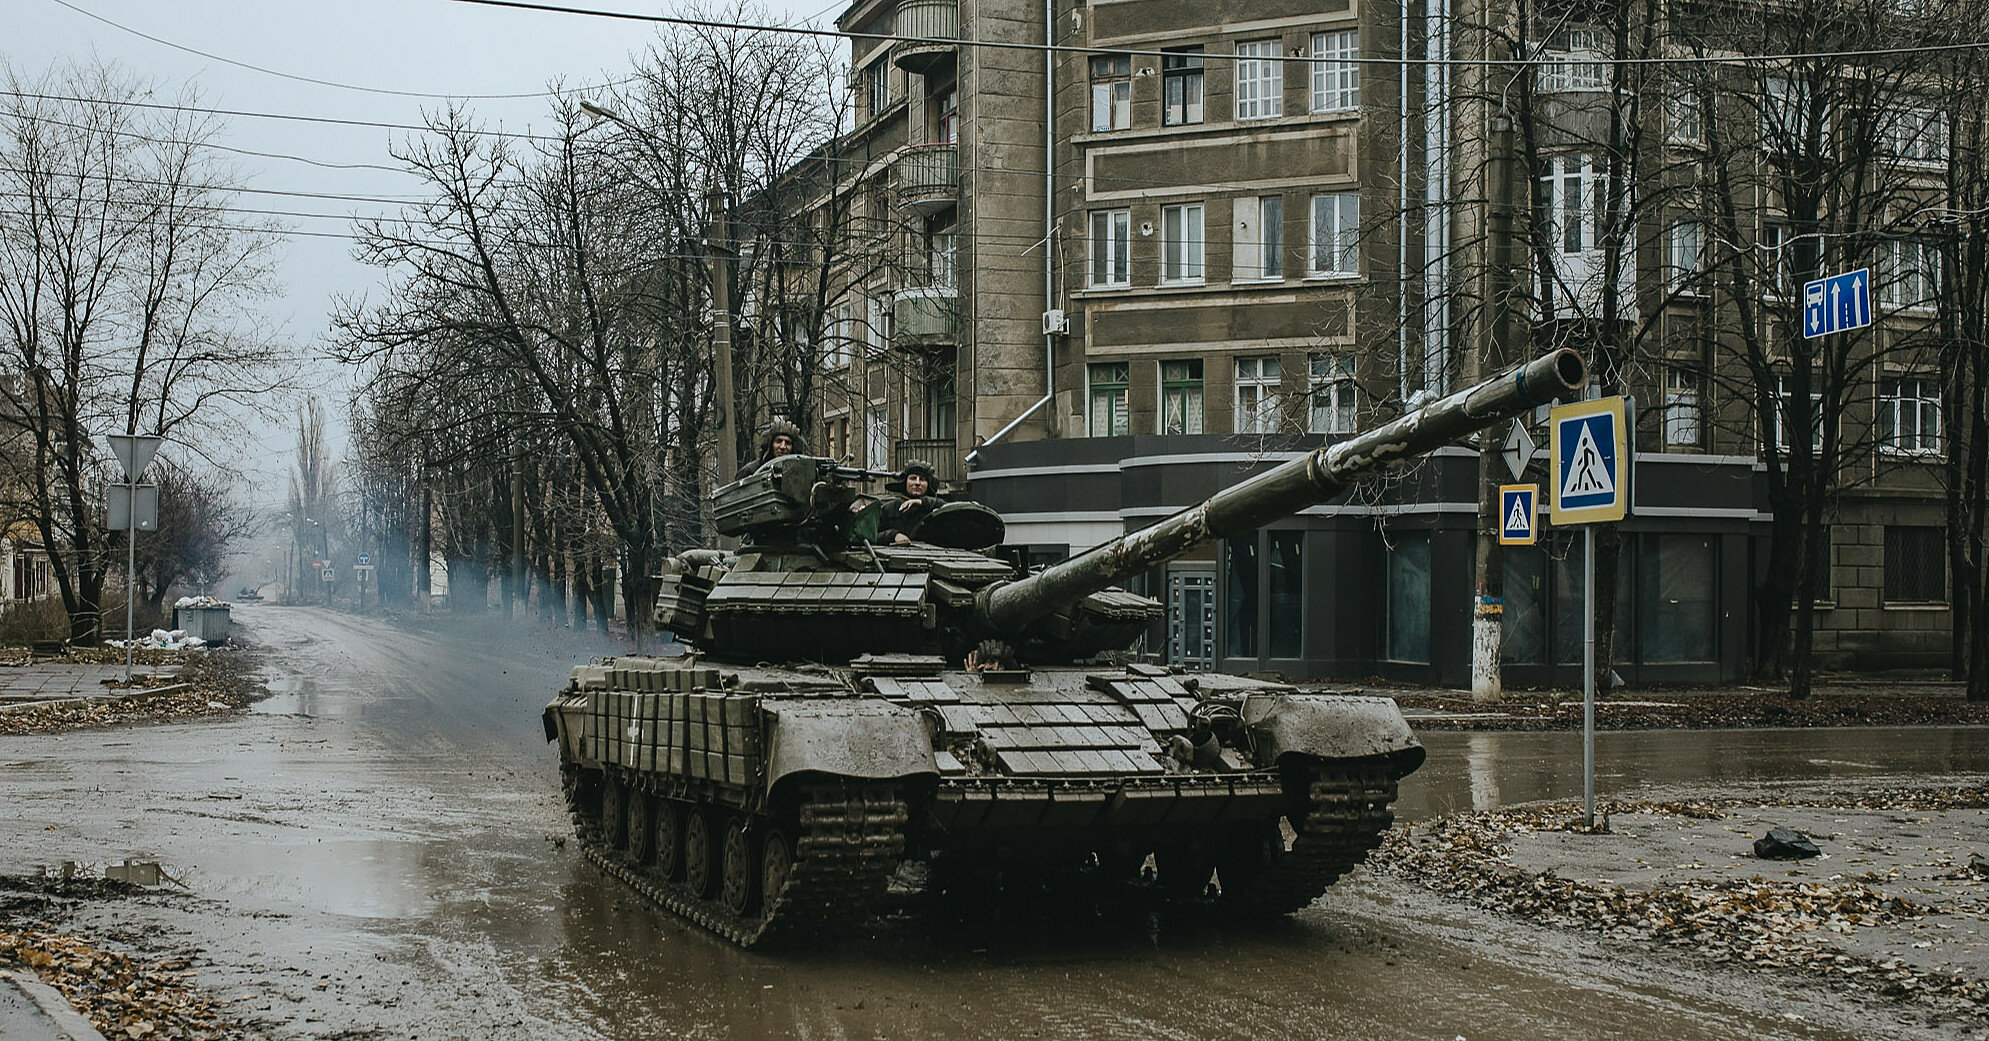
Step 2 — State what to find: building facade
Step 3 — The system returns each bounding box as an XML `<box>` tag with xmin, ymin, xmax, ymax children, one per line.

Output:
<box><xmin>807</xmin><ymin>0</ymin><xmax>1966</xmax><ymax>685</ymax></box>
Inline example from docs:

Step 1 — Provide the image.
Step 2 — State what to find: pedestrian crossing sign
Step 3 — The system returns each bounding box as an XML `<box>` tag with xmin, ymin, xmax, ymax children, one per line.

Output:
<box><xmin>1499</xmin><ymin>484</ymin><xmax>1538</xmax><ymax>545</ymax></box>
<box><xmin>1549</xmin><ymin>396</ymin><xmax>1630</xmax><ymax>524</ymax></box>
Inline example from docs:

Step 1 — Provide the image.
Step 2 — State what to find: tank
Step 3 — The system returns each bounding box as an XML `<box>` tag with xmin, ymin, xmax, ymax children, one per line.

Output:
<box><xmin>544</xmin><ymin>349</ymin><xmax>1587</xmax><ymax>946</ymax></box>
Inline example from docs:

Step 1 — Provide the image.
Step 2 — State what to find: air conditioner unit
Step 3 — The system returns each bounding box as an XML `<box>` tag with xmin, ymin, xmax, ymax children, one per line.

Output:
<box><xmin>1041</xmin><ymin>309</ymin><xmax>1069</xmax><ymax>335</ymax></box>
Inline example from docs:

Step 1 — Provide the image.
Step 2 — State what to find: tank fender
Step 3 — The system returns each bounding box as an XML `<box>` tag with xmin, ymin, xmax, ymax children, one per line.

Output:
<box><xmin>1240</xmin><ymin>693</ymin><xmax>1427</xmax><ymax>772</ymax></box>
<box><xmin>764</xmin><ymin>699</ymin><xmax>939</xmax><ymax>789</ymax></box>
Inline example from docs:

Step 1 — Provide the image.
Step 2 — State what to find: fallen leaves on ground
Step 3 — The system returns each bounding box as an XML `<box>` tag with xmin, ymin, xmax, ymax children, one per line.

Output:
<box><xmin>1389</xmin><ymin>689</ymin><xmax>1989</xmax><ymax>730</ymax></box>
<box><xmin>0</xmin><ymin>650</ymin><xmax>269</xmax><ymax>736</ymax></box>
<box><xmin>2</xmin><ymin>926</ymin><xmax>235</xmax><ymax>1040</ymax></box>
<box><xmin>1369</xmin><ymin>783</ymin><xmax>1989</xmax><ymax>1023</ymax></box>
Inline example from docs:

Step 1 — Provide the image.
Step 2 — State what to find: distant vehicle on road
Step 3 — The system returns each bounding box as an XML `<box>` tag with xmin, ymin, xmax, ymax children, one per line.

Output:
<box><xmin>236</xmin><ymin>587</ymin><xmax>264</xmax><ymax>602</ymax></box>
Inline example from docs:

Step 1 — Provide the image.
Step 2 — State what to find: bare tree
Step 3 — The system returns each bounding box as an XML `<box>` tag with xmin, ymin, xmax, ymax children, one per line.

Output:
<box><xmin>0</xmin><ymin>60</ymin><xmax>291</xmax><ymax>641</ymax></box>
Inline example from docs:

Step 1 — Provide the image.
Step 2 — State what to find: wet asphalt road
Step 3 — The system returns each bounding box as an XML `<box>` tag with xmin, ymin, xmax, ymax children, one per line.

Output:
<box><xmin>2</xmin><ymin>605</ymin><xmax>1985</xmax><ymax>1041</ymax></box>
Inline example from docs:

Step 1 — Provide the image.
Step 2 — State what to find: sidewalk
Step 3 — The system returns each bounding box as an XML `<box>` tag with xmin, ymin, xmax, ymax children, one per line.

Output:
<box><xmin>0</xmin><ymin>663</ymin><xmax>182</xmax><ymax>713</ymax></box>
<box><xmin>0</xmin><ymin>971</ymin><xmax>105</xmax><ymax>1041</ymax></box>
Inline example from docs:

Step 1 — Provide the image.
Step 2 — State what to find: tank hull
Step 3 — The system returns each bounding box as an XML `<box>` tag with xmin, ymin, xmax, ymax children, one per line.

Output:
<box><xmin>545</xmin><ymin>657</ymin><xmax>1422</xmax><ymax>945</ymax></box>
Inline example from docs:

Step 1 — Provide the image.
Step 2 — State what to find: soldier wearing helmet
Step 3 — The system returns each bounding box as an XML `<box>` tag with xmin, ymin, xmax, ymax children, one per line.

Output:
<box><xmin>875</xmin><ymin>461</ymin><xmax>942</xmax><ymax>544</ymax></box>
<box><xmin>736</xmin><ymin>419</ymin><xmax>808</xmax><ymax>479</ymax></box>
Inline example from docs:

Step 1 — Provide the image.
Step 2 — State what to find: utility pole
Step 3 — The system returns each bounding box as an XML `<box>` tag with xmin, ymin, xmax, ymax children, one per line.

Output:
<box><xmin>1471</xmin><ymin>106</ymin><xmax>1520</xmax><ymax>702</ymax></box>
<box><xmin>708</xmin><ymin>185</ymin><xmax>738</xmax><ymax>483</ymax></box>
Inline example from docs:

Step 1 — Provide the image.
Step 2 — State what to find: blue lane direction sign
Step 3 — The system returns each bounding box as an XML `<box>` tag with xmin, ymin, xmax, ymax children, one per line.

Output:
<box><xmin>1549</xmin><ymin>396</ymin><xmax>1631</xmax><ymax>524</ymax></box>
<box><xmin>1802</xmin><ymin>267</ymin><xmax>1871</xmax><ymax>339</ymax></box>
<box><xmin>1499</xmin><ymin>484</ymin><xmax>1538</xmax><ymax>546</ymax></box>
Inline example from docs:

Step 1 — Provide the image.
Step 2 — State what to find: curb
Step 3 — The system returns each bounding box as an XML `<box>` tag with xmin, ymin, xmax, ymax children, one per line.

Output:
<box><xmin>0</xmin><ymin>683</ymin><xmax>192</xmax><ymax>715</ymax></box>
<box><xmin>0</xmin><ymin>970</ymin><xmax>107</xmax><ymax>1041</ymax></box>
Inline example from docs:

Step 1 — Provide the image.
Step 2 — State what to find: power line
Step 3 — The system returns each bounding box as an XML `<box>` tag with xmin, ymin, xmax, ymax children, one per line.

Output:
<box><xmin>434</xmin><ymin>0</ymin><xmax>1989</xmax><ymax>69</ymax></box>
<box><xmin>44</xmin><ymin>0</ymin><xmax>639</xmax><ymax>101</ymax></box>
<box><xmin>0</xmin><ymin>88</ymin><xmax>571</xmax><ymax>144</ymax></box>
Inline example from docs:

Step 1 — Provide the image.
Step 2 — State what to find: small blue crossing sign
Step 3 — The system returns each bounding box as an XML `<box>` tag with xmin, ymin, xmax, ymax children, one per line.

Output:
<box><xmin>1499</xmin><ymin>484</ymin><xmax>1538</xmax><ymax>546</ymax></box>
<box><xmin>1802</xmin><ymin>268</ymin><xmax>1871</xmax><ymax>339</ymax></box>
<box><xmin>1549</xmin><ymin>396</ymin><xmax>1631</xmax><ymax>524</ymax></box>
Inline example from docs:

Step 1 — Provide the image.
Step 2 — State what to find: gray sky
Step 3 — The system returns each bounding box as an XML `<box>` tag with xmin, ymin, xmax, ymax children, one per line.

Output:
<box><xmin>10</xmin><ymin>0</ymin><xmax>834</xmax><ymax>506</ymax></box>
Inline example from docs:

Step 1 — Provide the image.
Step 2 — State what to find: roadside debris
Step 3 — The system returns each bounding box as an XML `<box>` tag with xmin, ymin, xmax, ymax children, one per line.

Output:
<box><xmin>1754</xmin><ymin>827</ymin><xmax>1824</xmax><ymax>860</ymax></box>
<box><xmin>0</xmin><ymin>651</ymin><xmax>267</xmax><ymax>735</ymax></box>
<box><xmin>171</xmin><ymin>597</ymin><xmax>228</xmax><ymax>610</ymax></box>
<box><xmin>104</xmin><ymin>630</ymin><xmax>206</xmax><ymax>652</ymax></box>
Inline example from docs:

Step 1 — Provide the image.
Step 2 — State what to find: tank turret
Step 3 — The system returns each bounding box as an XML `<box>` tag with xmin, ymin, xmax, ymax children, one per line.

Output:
<box><xmin>657</xmin><ymin>348</ymin><xmax>1586</xmax><ymax>665</ymax></box>
<box><xmin>548</xmin><ymin>348</ymin><xmax>1587</xmax><ymax>947</ymax></box>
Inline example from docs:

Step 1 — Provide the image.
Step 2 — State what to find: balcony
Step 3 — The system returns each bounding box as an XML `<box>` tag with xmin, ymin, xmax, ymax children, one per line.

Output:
<box><xmin>894</xmin><ymin>287</ymin><xmax>958</xmax><ymax>347</ymax></box>
<box><xmin>895</xmin><ymin>438</ymin><xmax>963</xmax><ymax>486</ymax></box>
<box><xmin>892</xmin><ymin>0</ymin><xmax>957</xmax><ymax>74</ymax></box>
<box><xmin>894</xmin><ymin>143</ymin><xmax>957</xmax><ymax>215</ymax></box>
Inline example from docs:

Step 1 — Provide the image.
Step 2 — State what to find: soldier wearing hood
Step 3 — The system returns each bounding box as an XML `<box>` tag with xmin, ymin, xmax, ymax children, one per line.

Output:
<box><xmin>736</xmin><ymin>419</ymin><xmax>808</xmax><ymax>479</ymax></box>
<box><xmin>875</xmin><ymin>461</ymin><xmax>942</xmax><ymax>544</ymax></box>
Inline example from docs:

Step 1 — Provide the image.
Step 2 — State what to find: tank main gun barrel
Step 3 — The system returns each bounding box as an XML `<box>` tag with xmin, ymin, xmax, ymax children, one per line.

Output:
<box><xmin>979</xmin><ymin>349</ymin><xmax>1588</xmax><ymax>639</ymax></box>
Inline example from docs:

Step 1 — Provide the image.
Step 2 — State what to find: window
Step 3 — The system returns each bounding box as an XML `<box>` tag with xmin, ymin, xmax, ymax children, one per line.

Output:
<box><xmin>1090</xmin><ymin>55</ymin><xmax>1131</xmax><ymax>132</ymax></box>
<box><xmin>1761</xmin><ymin>224</ymin><xmax>1797</xmax><ymax>296</ymax></box>
<box><xmin>1534</xmin><ymin>154</ymin><xmax>1607</xmax><ymax>255</ymax></box>
<box><xmin>1885</xmin><ymin>526</ymin><xmax>1946</xmax><ymax>603</ymax></box>
<box><xmin>934</xmin><ymin>89</ymin><xmax>959</xmax><ymax>144</ymax></box>
<box><xmin>1880</xmin><ymin>377</ymin><xmax>1942</xmax><ymax>456</ymax></box>
<box><xmin>1166</xmin><ymin>571</ymin><xmax>1216</xmax><ymax>669</ymax></box>
<box><xmin>1224</xmin><ymin>537</ymin><xmax>1258</xmax><ymax>657</ymax></box>
<box><xmin>1667</xmin><ymin>91</ymin><xmax>1703</xmax><ymax>145</ymax></box>
<box><xmin>1385</xmin><ymin>533</ymin><xmax>1431</xmax><ymax>663</ymax></box>
<box><xmin>1089</xmin><ymin>209</ymin><xmax>1131</xmax><ymax>287</ymax></box>
<box><xmin>1162</xmin><ymin>203</ymin><xmax>1205</xmax><ymax>283</ymax></box>
<box><xmin>1088</xmin><ymin>361</ymin><xmax>1130</xmax><ymax>436</ymax></box>
<box><xmin>1309</xmin><ymin>353</ymin><xmax>1355</xmax><ymax>434</ymax></box>
<box><xmin>1772</xmin><ymin>374</ymin><xmax>1824</xmax><ymax>452</ymax></box>
<box><xmin>925</xmin><ymin>219</ymin><xmax>957</xmax><ymax>288</ymax></box>
<box><xmin>1234</xmin><ymin>40</ymin><xmax>1284</xmax><ymax>120</ymax></box>
<box><xmin>1666</xmin><ymin>222</ymin><xmax>1704</xmax><ymax>293</ymax></box>
<box><xmin>923</xmin><ymin>364</ymin><xmax>956</xmax><ymax>438</ymax></box>
<box><xmin>1163</xmin><ymin>48</ymin><xmax>1205</xmax><ymax>126</ymax></box>
<box><xmin>1235</xmin><ymin>195</ymin><xmax>1283</xmax><ymax>280</ymax></box>
<box><xmin>1664</xmin><ymin>367</ymin><xmax>1701</xmax><ymax>447</ymax></box>
<box><xmin>1638</xmin><ymin>535</ymin><xmax>1718</xmax><ymax>662</ymax></box>
<box><xmin>862</xmin><ymin>60</ymin><xmax>892</xmax><ymax>119</ymax></box>
<box><xmin>865</xmin><ymin>294</ymin><xmax>891</xmax><ymax>355</ymax></box>
<box><xmin>864</xmin><ymin>405</ymin><xmax>889</xmax><ymax>469</ymax></box>
<box><xmin>824</xmin><ymin>415</ymin><xmax>850</xmax><ymax>460</ymax></box>
<box><xmin>1309</xmin><ymin>192</ymin><xmax>1360</xmax><ymax>275</ymax></box>
<box><xmin>1267</xmin><ymin>531</ymin><xmax>1304</xmax><ymax>658</ymax></box>
<box><xmin>1879</xmin><ymin>238</ymin><xmax>1940</xmax><ymax>308</ymax></box>
<box><xmin>1762</xmin><ymin>75</ymin><xmax>1828</xmax><ymax>153</ymax></box>
<box><xmin>825</xmin><ymin>300</ymin><xmax>853</xmax><ymax>368</ymax></box>
<box><xmin>1537</xmin><ymin>29</ymin><xmax>1607</xmax><ymax>93</ymax></box>
<box><xmin>1160</xmin><ymin>359</ymin><xmax>1204</xmax><ymax>434</ymax></box>
<box><xmin>1310</xmin><ymin>30</ymin><xmax>1359</xmax><ymax>112</ymax></box>
<box><xmin>1234</xmin><ymin>355</ymin><xmax>1281</xmax><ymax>434</ymax></box>
<box><xmin>1883</xmin><ymin>105</ymin><xmax>1946</xmax><ymax>162</ymax></box>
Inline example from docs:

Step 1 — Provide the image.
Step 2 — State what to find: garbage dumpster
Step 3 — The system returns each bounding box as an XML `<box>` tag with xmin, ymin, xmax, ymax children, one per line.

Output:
<box><xmin>172</xmin><ymin>604</ymin><xmax>230</xmax><ymax>645</ymax></box>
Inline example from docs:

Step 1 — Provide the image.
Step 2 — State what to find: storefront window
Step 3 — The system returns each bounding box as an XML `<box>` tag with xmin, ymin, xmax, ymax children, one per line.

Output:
<box><xmin>1639</xmin><ymin>535</ymin><xmax>1717</xmax><ymax>662</ymax></box>
<box><xmin>1224</xmin><ymin>538</ymin><xmax>1259</xmax><ymax>658</ymax></box>
<box><xmin>1501</xmin><ymin>546</ymin><xmax>1546</xmax><ymax>664</ymax></box>
<box><xmin>1386</xmin><ymin>534</ymin><xmax>1430</xmax><ymax>663</ymax></box>
<box><xmin>1267</xmin><ymin>532</ymin><xmax>1304</xmax><ymax>658</ymax></box>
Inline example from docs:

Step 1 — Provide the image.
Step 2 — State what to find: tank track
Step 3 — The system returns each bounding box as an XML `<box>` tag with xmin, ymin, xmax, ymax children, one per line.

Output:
<box><xmin>565</xmin><ymin>768</ymin><xmax>907</xmax><ymax>948</ymax></box>
<box><xmin>1220</xmin><ymin>764</ymin><xmax>1400</xmax><ymax>915</ymax></box>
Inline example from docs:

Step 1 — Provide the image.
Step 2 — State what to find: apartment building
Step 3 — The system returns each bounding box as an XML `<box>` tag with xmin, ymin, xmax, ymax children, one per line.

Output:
<box><xmin>807</xmin><ymin>0</ymin><xmax>1964</xmax><ymax>685</ymax></box>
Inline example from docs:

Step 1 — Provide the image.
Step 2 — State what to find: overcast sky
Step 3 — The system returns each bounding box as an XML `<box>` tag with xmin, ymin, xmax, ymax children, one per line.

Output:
<box><xmin>9</xmin><ymin>0</ymin><xmax>834</xmax><ymax>508</ymax></box>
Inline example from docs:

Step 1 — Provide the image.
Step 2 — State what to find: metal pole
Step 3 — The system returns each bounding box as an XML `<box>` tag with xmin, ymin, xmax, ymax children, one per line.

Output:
<box><xmin>1583</xmin><ymin>523</ymin><xmax>1596</xmax><ymax>827</ymax></box>
<box><xmin>124</xmin><ymin>479</ymin><xmax>136</xmax><ymax>685</ymax></box>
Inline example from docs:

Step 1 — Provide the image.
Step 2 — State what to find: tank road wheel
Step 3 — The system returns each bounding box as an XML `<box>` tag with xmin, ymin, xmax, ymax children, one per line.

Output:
<box><xmin>759</xmin><ymin>825</ymin><xmax>795</xmax><ymax>911</ymax></box>
<box><xmin>1155</xmin><ymin>845</ymin><xmax>1215</xmax><ymax>903</ymax></box>
<box><xmin>1214</xmin><ymin>822</ymin><xmax>1284</xmax><ymax>904</ymax></box>
<box><xmin>626</xmin><ymin>792</ymin><xmax>656</xmax><ymax>867</ymax></box>
<box><xmin>720</xmin><ymin>816</ymin><xmax>758</xmax><ymax>917</ymax></box>
<box><xmin>601</xmin><ymin>777</ymin><xmax>629</xmax><ymax>850</ymax></box>
<box><xmin>684</xmin><ymin>810</ymin><xmax>718</xmax><ymax>898</ymax></box>
<box><xmin>653</xmin><ymin>801</ymin><xmax>684</xmax><ymax>880</ymax></box>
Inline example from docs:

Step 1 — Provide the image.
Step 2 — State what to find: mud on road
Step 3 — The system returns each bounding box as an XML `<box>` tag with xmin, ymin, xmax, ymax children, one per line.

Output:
<box><xmin>1</xmin><ymin>605</ymin><xmax>1986</xmax><ymax>1041</ymax></box>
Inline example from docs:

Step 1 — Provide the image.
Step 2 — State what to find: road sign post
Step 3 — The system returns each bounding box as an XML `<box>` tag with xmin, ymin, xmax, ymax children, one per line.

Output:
<box><xmin>106</xmin><ymin>434</ymin><xmax>164</xmax><ymax>685</ymax></box>
<box><xmin>1548</xmin><ymin>396</ymin><xmax>1633</xmax><ymax>827</ymax></box>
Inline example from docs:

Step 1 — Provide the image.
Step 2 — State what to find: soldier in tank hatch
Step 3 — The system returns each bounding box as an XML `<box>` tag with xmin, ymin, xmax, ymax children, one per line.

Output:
<box><xmin>736</xmin><ymin>419</ymin><xmax>807</xmax><ymax>479</ymax></box>
<box><xmin>875</xmin><ymin>461</ymin><xmax>943</xmax><ymax>544</ymax></box>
